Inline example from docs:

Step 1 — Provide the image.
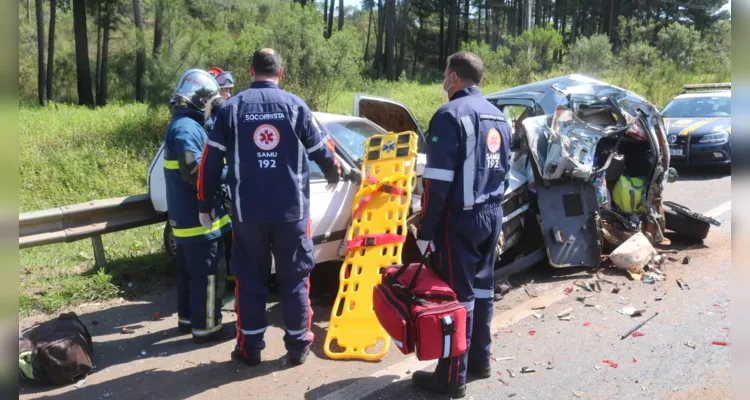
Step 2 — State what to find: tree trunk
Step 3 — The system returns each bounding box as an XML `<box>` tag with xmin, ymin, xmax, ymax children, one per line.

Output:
<box><xmin>535</xmin><ymin>0</ymin><xmax>542</xmax><ymax>26</ymax></box>
<box><xmin>462</xmin><ymin>0</ymin><xmax>469</xmax><ymax>45</ymax></box>
<box><xmin>323</xmin><ymin>0</ymin><xmax>328</xmax><ymax>24</ymax></box>
<box><xmin>384</xmin><ymin>0</ymin><xmax>395</xmax><ymax>80</ymax></box>
<box><xmin>476</xmin><ymin>0</ymin><xmax>482</xmax><ymax>43</ymax></box>
<box><xmin>72</xmin><ymin>0</ymin><xmax>93</xmax><ymax>106</ymax></box>
<box><xmin>447</xmin><ymin>0</ymin><xmax>458</xmax><ymax>55</ymax></box>
<box><xmin>95</xmin><ymin>1</ymin><xmax>101</xmax><ymax>106</ymax></box>
<box><xmin>338</xmin><ymin>0</ymin><xmax>344</xmax><ymax>30</ymax></box>
<box><xmin>132</xmin><ymin>0</ymin><xmax>146</xmax><ymax>102</ymax></box>
<box><xmin>153</xmin><ymin>0</ymin><xmax>163</xmax><ymax>57</ymax></box>
<box><xmin>99</xmin><ymin>4</ymin><xmax>110</xmax><ymax>106</ymax></box>
<box><xmin>439</xmin><ymin>1</ymin><xmax>445</xmax><ymax>69</ymax></box>
<box><xmin>35</xmin><ymin>0</ymin><xmax>46</xmax><ymax>106</ymax></box>
<box><xmin>396</xmin><ymin>0</ymin><xmax>409</xmax><ymax>79</ymax></box>
<box><xmin>27</xmin><ymin>0</ymin><xmax>31</xmax><ymax>24</ymax></box>
<box><xmin>492</xmin><ymin>4</ymin><xmax>500</xmax><ymax>50</ymax></box>
<box><xmin>374</xmin><ymin>0</ymin><xmax>385</xmax><ymax>76</ymax></box>
<box><xmin>412</xmin><ymin>2</ymin><xmax>423</xmax><ymax>78</ymax></box>
<box><xmin>484</xmin><ymin>0</ymin><xmax>498</xmax><ymax>44</ymax></box>
<box><xmin>326</xmin><ymin>0</ymin><xmax>334</xmax><ymax>38</ymax></box>
<box><xmin>46</xmin><ymin>0</ymin><xmax>56</xmax><ymax>101</ymax></box>
<box><xmin>364</xmin><ymin>1</ymin><xmax>373</xmax><ymax>63</ymax></box>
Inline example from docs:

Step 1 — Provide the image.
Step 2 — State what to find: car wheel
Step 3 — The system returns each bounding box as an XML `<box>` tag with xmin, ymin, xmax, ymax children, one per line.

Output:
<box><xmin>163</xmin><ymin>223</ymin><xmax>177</xmax><ymax>259</ymax></box>
<box><xmin>664</xmin><ymin>208</ymin><xmax>710</xmax><ymax>240</ymax></box>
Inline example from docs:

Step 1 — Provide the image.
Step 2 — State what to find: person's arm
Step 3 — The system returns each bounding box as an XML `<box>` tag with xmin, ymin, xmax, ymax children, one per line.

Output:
<box><xmin>172</xmin><ymin>125</ymin><xmax>206</xmax><ymax>186</ymax></box>
<box><xmin>197</xmin><ymin>108</ymin><xmax>229</xmax><ymax>213</ymax></box>
<box><xmin>298</xmin><ymin>104</ymin><xmax>340</xmax><ymax>186</ymax></box>
<box><xmin>418</xmin><ymin>111</ymin><xmax>460</xmax><ymax>241</ymax></box>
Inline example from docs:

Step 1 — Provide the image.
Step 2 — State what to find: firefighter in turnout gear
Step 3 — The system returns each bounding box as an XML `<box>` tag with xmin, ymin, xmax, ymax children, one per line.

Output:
<box><xmin>164</xmin><ymin>69</ymin><xmax>235</xmax><ymax>343</ymax></box>
<box><xmin>197</xmin><ymin>48</ymin><xmax>341</xmax><ymax>367</ymax></box>
<box><xmin>412</xmin><ymin>52</ymin><xmax>511</xmax><ymax>398</ymax></box>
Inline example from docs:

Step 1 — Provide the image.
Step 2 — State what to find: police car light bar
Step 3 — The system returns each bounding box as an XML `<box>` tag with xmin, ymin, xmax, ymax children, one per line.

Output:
<box><xmin>682</xmin><ymin>83</ymin><xmax>731</xmax><ymax>93</ymax></box>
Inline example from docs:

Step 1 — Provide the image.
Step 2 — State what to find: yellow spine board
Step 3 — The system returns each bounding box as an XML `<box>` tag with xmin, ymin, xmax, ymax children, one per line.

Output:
<box><xmin>324</xmin><ymin>131</ymin><xmax>419</xmax><ymax>361</ymax></box>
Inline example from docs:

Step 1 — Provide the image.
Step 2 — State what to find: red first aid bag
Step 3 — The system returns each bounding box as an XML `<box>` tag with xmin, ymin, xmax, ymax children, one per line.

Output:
<box><xmin>373</xmin><ymin>261</ymin><xmax>467</xmax><ymax>361</ymax></box>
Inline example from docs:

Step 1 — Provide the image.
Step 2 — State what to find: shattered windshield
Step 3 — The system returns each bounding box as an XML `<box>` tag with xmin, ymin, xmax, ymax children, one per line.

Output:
<box><xmin>322</xmin><ymin>119</ymin><xmax>386</xmax><ymax>162</ymax></box>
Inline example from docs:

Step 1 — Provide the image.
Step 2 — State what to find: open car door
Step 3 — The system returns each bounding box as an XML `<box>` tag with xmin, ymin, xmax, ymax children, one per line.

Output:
<box><xmin>354</xmin><ymin>94</ymin><xmax>426</xmax><ymax>151</ymax></box>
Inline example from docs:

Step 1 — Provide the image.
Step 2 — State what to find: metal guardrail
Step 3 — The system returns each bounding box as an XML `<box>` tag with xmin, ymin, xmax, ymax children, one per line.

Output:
<box><xmin>19</xmin><ymin>194</ymin><xmax>166</xmax><ymax>266</ymax></box>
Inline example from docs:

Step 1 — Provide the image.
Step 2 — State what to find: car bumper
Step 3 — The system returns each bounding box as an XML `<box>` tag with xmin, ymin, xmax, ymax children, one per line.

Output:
<box><xmin>669</xmin><ymin>141</ymin><xmax>731</xmax><ymax>166</ymax></box>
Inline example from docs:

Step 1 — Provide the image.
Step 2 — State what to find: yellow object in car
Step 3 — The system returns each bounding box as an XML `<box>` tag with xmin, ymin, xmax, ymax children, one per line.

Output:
<box><xmin>612</xmin><ymin>175</ymin><xmax>646</xmax><ymax>214</ymax></box>
<box><xmin>323</xmin><ymin>131</ymin><xmax>418</xmax><ymax>361</ymax></box>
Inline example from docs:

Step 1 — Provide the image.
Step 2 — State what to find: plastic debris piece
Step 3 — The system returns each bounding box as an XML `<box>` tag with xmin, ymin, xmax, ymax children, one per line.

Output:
<box><xmin>152</xmin><ymin>312</ymin><xmax>161</xmax><ymax>321</ymax></box>
<box><xmin>682</xmin><ymin>256</ymin><xmax>690</xmax><ymax>265</ymax></box>
<box><xmin>643</xmin><ymin>277</ymin><xmax>655</xmax><ymax>285</ymax></box>
<box><xmin>611</xmin><ymin>286</ymin><xmax>621</xmax><ymax>294</ymax></box>
<box><xmin>497</xmin><ymin>371</ymin><xmax>503</xmax><ymax>376</ymax></box>
<box><xmin>546</xmin><ymin>362</ymin><xmax>554</xmax><ymax>370</ymax></box>
<box><xmin>563</xmin><ymin>287</ymin><xmax>573</xmax><ymax>295</ymax></box>
<box><xmin>141</xmin><ymin>350</ymin><xmax>147</xmax><ymax>356</ymax></box>
<box><xmin>627</xmin><ymin>270</ymin><xmax>642</xmax><ymax>281</ymax></box>
<box><xmin>676</xmin><ymin>278</ymin><xmax>690</xmax><ymax>290</ymax></box>
<box><xmin>499</xmin><ymin>377</ymin><xmax>509</xmax><ymax>386</ymax></box>
<box><xmin>594</xmin><ymin>366</ymin><xmax>601</xmax><ymax>370</ymax></box>
<box><xmin>610</xmin><ymin>232</ymin><xmax>656</xmax><ymax>271</ymax></box>
<box><xmin>528</xmin><ymin>330</ymin><xmax>536</xmax><ymax>336</ymax></box>
<box><xmin>507</xmin><ymin>393</ymin><xmax>516</xmax><ymax>397</ymax></box>
<box><xmin>557</xmin><ymin>308</ymin><xmax>573</xmax><ymax>318</ymax></box>
<box><xmin>121</xmin><ymin>327</ymin><xmax>135</xmax><ymax>334</ymax></box>
<box><xmin>602</xmin><ymin>359</ymin><xmax>618</xmax><ymax>368</ymax></box>
<box><xmin>631</xmin><ymin>331</ymin><xmax>645</xmax><ymax>337</ymax></box>
<box><xmin>559</xmin><ymin>316</ymin><xmax>571</xmax><ymax>321</ymax></box>
<box><xmin>74</xmin><ymin>379</ymin><xmax>86</xmax><ymax>388</ymax></box>
<box><xmin>531</xmin><ymin>305</ymin><xmax>547</xmax><ymax>310</ymax></box>
<box><xmin>520</xmin><ymin>367</ymin><xmax>535</xmax><ymax>373</ymax></box>
<box><xmin>524</xmin><ymin>286</ymin><xmax>538</xmax><ymax>298</ymax></box>
<box><xmin>685</xmin><ymin>342</ymin><xmax>696</xmax><ymax>349</ymax></box>
<box><xmin>507</xmin><ymin>369</ymin><xmax>516</xmax><ymax>378</ymax></box>
<box><xmin>572</xmin><ymin>390</ymin><xmax>584</xmax><ymax>398</ymax></box>
<box><xmin>618</xmin><ymin>306</ymin><xmax>645</xmax><ymax>317</ymax></box>
<box><xmin>497</xmin><ymin>357</ymin><xmax>515</xmax><ymax>361</ymax></box>
<box><xmin>502</xmin><ymin>329</ymin><xmax>513</xmax><ymax>334</ymax></box>
<box><xmin>583</xmin><ymin>322</ymin><xmax>591</xmax><ymax>327</ymax></box>
<box><xmin>712</xmin><ymin>341</ymin><xmax>728</xmax><ymax>346</ymax></box>
<box><xmin>102</xmin><ymin>393</ymin><xmax>112</xmax><ymax>398</ymax></box>
<box><xmin>533</xmin><ymin>313</ymin><xmax>544</xmax><ymax>319</ymax></box>
<box><xmin>632</xmin><ymin>358</ymin><xmax>638</xmax><ymax>363</ymax></box>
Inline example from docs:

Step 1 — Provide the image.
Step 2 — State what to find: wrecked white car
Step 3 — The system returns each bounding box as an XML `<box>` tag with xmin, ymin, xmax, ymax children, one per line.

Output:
<box><xmin>484</xmin><ymin>75</ymin><xmax>719</xmax><ymax>281</ymax></box>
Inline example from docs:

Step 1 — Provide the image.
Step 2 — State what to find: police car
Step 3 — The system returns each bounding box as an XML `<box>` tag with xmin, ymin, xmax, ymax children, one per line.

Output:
<box><xmin>662</xmin><ymin>84</ymin><xmax>731</xmax><ymax>168</ymax></box>
<box><xmin>148</xmin><ymin>95</ymin><xmax>428</xmax><ymax>264</ymax></box>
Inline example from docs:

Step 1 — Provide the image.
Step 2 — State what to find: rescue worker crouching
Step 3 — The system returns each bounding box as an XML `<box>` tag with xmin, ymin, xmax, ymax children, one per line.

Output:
<box><xmin>197</xmin><ymin>48</ymin><xmax>341</xmax><ymax>367</ymax></box>
<box><xmin>165</xmin><ymin>69</ymin><xmax>235</xmax><ymax>343</ymax></box>
<box><xmin>413</xmin><ymin>52</ymin><xmax>511</xmax><ymax>398</ymax></box>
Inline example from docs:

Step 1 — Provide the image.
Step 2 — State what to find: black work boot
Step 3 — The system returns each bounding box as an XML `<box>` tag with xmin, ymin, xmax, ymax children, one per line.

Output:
<box><xmin>178</xmin><ymin>322</ymin><xmax>192</xmax><ymax>334</ymax></box>
<box><xmin>467</xmin><ymin>361</ymin><xmax>492</xmax><ymax>379</ymax></box>
<box><xmin>192</xmin><ymin>324</ymin><xmax>236</xmax><ymax>344</ymax></box>
<box><xmin>288</xmin><ymin>348</ymin><xmax>310</xmax><ymax>366</ymax></box>
<box><xmin>412</xmin><ymin>371</ymin><xmax>466</xmax><ymax>399</ymax></box>
<box><xmin>231</xmin><ymin>346</ymin><xmax>261</xmax><ymax>366</ymax></box>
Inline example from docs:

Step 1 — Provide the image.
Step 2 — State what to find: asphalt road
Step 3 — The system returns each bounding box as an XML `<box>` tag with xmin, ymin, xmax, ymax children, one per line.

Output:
<box><xmin>18</xmin><ymin>168</ymin><xmax>731</xmax><ymax>400</ymax></box>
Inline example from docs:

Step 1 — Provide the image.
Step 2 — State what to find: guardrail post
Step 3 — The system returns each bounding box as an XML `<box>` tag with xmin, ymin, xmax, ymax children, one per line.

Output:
<box><xmin>91</xmin><ymin>235</ymin><xmax>106</xmax><ymax>268</ymax></box>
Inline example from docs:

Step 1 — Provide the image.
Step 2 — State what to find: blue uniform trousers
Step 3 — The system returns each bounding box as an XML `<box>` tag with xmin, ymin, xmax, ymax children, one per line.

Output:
<box><xmin>176</xmin><ymin>238</ymin><xmax>226</xmax><ymax>337</ymax></box>
<box><xmin>432</xmin><ymin>202</ymin><xmax>503</xmax><ymax>386</ymax></box>
<box><xmin>232</xmin><ymin>217</ymin><xmax>315</xmax><ymax>358</ymax></box>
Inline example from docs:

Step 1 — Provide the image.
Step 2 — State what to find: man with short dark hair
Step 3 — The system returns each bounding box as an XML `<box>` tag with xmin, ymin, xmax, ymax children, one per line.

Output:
<box><xmin>198</xmin><ymin>48</ymin><xmax>341</xmax><ymax>367</ymax></box>
<box><xmin>413</xmin><ymin>51</ymin><xmax>512</xmax><ymax>398</ymax></box>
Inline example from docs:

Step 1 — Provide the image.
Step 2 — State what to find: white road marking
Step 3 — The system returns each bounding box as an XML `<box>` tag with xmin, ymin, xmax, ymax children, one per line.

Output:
<box><xmin>704</xmin><ymin>201</ymin><xmax>731</xmax><ymax>218</ymax></box>
<box><xmin>318</xmin><ymin>287</ymin><xmax>567</xmax><ymax>400</ymax></box>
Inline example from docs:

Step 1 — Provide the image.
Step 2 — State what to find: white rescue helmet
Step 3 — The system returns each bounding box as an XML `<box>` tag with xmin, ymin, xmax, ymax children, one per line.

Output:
<box><xmin>170</xmin><ymin>69</ymin><xmax>220</xmax><ymax>112</ymax></box>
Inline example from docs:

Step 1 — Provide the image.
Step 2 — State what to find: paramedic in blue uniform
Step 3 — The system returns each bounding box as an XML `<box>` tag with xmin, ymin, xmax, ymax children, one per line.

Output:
<box><xmin>197</xmin><ymin>48</ymin><xmax>341</xmax><ymax>367</ymax></box>
<box><xmin>164</xmin><ymin>69</ymin><xmax>235</xmax><ymax>343</ymax></box>
<box><xmin>413</xmin><ymin>52</ymin><xmax>511</xmax><ymax>398</ymax></box>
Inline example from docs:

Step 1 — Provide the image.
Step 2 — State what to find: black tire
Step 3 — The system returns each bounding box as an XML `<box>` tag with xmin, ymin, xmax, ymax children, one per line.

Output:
<box><xmin>163</xmin><ymin>223</ymin><xmax>177</xmax><ymax>259</ymax></box>
<box><xmin>664</xmin><ymin>208</ymin><xmax>710</xmax><ymax>240</ymax></box>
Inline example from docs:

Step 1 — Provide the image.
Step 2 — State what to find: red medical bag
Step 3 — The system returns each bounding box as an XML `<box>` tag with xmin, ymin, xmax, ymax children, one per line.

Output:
<box><xmin>373</xmin><ymin>261</ymin><xmax>467</xmax><ymax>361</ymax></box>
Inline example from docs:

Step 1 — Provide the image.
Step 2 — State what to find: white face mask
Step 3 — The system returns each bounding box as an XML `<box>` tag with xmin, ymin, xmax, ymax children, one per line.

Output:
<box><xmin>442</xmin><ymin>74</ymin><xmax>455</xmax><ymax>102</ymax></box>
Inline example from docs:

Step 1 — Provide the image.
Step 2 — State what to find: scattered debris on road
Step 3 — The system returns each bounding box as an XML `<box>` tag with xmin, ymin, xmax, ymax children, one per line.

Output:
<box><xmin>496</xmin><ymin>356</ymin><xmax>515</xmax><ymax>361</ymax></box>
<box><xmin>583</xmin><ymin>322</ymin><xmax>591</xmax><ymax>327</ymax></box>
<box><xmin>685</xmin><ymin>342</ymin><xmax>696</xmax><ymax>349</ymax></box>
<box><xmin>140</xmin><ymin>350</ymin><xmax>147</xmax><ymax>356</ymax></box>
<box><xmin>602</xmin><ymin>359</ymin><xmax>619</xmax><ymax>368</ymax></box>
<box><xmin>528</xmin><ymin>330</ymin><xmax>537</xmax><ymax>336</ymax></box>
<box><xmin>557</xmin><ymin>308</ymin><xmax>573</xmax><ymax>318</ymax></box>
<box><xmin>533</xmin><ymin>313</ymin><xmax>544</xmax><ymax>319</ymax></box>
<box><xmin>676</xmin><ymin>278</ymin><xmax>690</xmax><ymax>290</ymax></box>
<box><xmin>609</xmin><ymin>233</ymin><xmax>656</xmax><ymax>272</ymax></box>
<box><xmin>682</xmin><ymin>256</ymin><xmax>691</xmax><ymax>265</ymax></box>
<box><xmin>711</xmin><ymin>341</ymin><xmax>729</xmax><ymax>346</ymax></box>
<box><xmin>498</xmin><ymin>377</ymin><xmax>509</xmax><ymax>386</ymax></box>
<box><xmin>620</xmin><ymin>312</ymin><xmax>659</xmax><ymax>340</ymax></box>
<box><xmin>507</xmin><ymin>369</ymin><xmax>516</xmax><ymax>378</ymax></box>
<box><xmin>74</xmin><ymin>378</ymin><xmax>86</xmax><ymax>388</ymax></box>
<box><xmin>563</xmin><ymin>287</ymin><xmax>573</xmax><ymax>295</ymax></box>
<box><xmin>546</xmin><ymin>362</ymin><xmax>554</xmax><ymax>370</ymax></box>
<box><xmin>618</xmin><ymin>306</ymin><xmax>645</xmax><ymax>317</ymax></box>
<box><xmin>151</xmin><ymin>312</ymin><xmax>161</xmax><ymax>321</ymax></box>
<box><xmin>520</xmin><ymin>367</ymin><xmax>535</xmax><ymax>373</ymax></box>
<box><xmin>102</xmin><ymin>392</ymin><xmax>112</xmax><ymax>398</ymax></box>
<box><xmin>572</xmin><ymin>390</ymin><xmax>584</xmax><ymax>398</ymax></box>
<box><xmin>631</xmin><ymin>332</ymin><xmax>645</xmax><ymax>338</ymax></box>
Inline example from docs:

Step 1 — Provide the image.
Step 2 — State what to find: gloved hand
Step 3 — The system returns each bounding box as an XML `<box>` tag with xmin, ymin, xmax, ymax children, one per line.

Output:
<box><xmin>416</xmin><ymin>239</ymin><xmax>434</xmax><ymax>257</ymax></box>
<box><xmin>199</xmin><ymin>209</ymin><xmax>215</xmax><ymax>230</ymax></box>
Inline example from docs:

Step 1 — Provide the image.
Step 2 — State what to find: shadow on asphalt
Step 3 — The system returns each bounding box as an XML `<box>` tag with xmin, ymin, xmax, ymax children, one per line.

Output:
<box><xmin>23</xmin><ymin>358</ymin><xmax>286</xmax><ymax>400</ymax></box>
<box><xmin>304</xmin><ymin>376</ymin><xmax>400</xmax><ymax>400</ymax></box>
<box><xmin>672</xmin><ymin>165</ymin><xmax>730</xmax><ymax>181</ymax></box>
